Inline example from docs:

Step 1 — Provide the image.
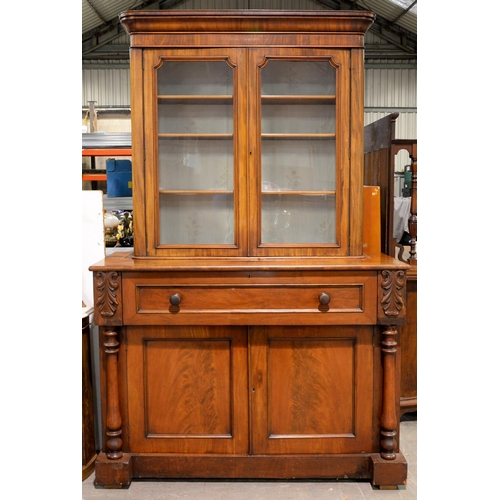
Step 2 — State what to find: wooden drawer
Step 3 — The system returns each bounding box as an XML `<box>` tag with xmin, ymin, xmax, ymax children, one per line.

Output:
<box><xmin>122</xmin><ymin>271</ymin><xmax>378</xmax><ymax>325</ymax></box>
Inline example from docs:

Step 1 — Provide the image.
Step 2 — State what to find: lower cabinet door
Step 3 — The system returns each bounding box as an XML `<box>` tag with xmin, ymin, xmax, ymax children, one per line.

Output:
<box><xmin>126</xmin><ymin>325</ymin><xmax>248</xmax><ymax>454</ymax></box>
<box><xmin>249</xmin><ymin>325</ymin><xmax>375</xmax><ymax>455</ymax></box>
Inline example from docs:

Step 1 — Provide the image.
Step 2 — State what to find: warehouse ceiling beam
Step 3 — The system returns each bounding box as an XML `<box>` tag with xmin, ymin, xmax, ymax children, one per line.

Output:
<box><xmin>391</xmin><ymin>0</ymin><xmax>417</xmax><ymax>24</ymax></box>
<box><xmin>82</xmin><ymin>0</ymin><xmax>416</xmax><ymax>64</ymax></box>
<box><xmin>83</xmin><ymin>0</ymin><xmax>184</xmax><ymax>57</ymax></box>
<box><xmin>85</xmin><ymin>0</ymin><xmax>107</xmax><ymax>25</ymax></box>
<box><xmin>316</xmin><ymin>0</ymin><xmax>416</xmax><ymax>54</ymax></box>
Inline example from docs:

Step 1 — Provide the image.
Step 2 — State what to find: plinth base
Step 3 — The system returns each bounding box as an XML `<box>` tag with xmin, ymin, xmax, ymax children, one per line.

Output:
<box><xmin>93</xmin><ymin>452</ymin><xmax>407</xmax><ymax>488</ymax></box>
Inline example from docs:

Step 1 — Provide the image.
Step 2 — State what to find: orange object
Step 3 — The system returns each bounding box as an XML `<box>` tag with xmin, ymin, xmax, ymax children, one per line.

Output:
<box><xmin>363</xmin><ymin>186</ymin><xmax>381</xmax><ymax>255</ymax></box>
<box><xmin>82</xmin><ymin>174</ymin><xmax>107</xmax><ymax>181</ymax></box>
<box><xmin>82</xmin><ymin>149</ymin><xmax>132</xmax><ymax>157</ymax></box>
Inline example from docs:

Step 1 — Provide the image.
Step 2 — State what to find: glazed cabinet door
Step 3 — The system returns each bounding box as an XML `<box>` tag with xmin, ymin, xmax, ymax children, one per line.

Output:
<box><xmin>248</xmin><ymin>49</ymin><xmax>351</xmax><ymax>257</ymax></box>
<box><xmin>137</xmin><ymin>47</ymin><xmax>355</xmax><ymax>258</ymax></box>
<box><xmin>249</xmin><ymin>325</ymin><xmax>375</xmax><ymax>455</ymax></box>
<box><xmin>142</xmin><ymin>49</ymin><xmax>248</xmax><ymax>257</ymax></box>
<box><xmin>126</xmin><ymin>325</ymin><xmax>248</xmax><ymax>454</ymax></box>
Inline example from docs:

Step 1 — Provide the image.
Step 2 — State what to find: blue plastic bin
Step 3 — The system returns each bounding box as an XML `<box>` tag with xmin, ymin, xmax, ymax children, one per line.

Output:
<box><xmin>106</xmin><ymin>159</ymin><xmax>132</xmax><ymax>197</ymax></box>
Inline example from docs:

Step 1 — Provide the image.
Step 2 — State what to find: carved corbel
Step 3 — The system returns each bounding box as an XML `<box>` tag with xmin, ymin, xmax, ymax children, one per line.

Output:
<box><xmin>379</xmin><ymin>270</ymin><xmax>406</xmax><ymax>322</ymax></box>
<box><xmin>94</xmin><ymin>271</ymin><xmax>122</xmax><ymax>325</ymax></box>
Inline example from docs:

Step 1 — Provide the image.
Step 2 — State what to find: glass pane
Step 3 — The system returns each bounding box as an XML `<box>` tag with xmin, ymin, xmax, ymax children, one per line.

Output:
<box><xmin>261</xmin><ymin>60</ymin><xmax>335</xmax><ymax>95</ymax></box>
<box><xmin>262</xmin><ymin>195</ymin><xmax>336</xmax><ymax>244</ymax></box>
<box><xmin>158</xmin><ymin>104</ymin><xmax>233</xmax><ymax>134</ymax></box>
<box><xmin>159</xmin><ymin>139</ymin><xmax>233</xmax><ymax>191</ymax></box>
<box><xmin>159</xmin><ymin>194</ymin><xmax>234</xmax><ymax>245</ymax></box>
<box><xmin>261</xmin><ymin>140</ymin><xmax>335</xmax><ymax>192</ymax></box>
<box><xmin>260</xmin><ymin>59</ymin><xmax>337</xmax><ymax>247</ymax></box>
<box><xmin>261</xmin><ymin>104</ymin><xmax>335</xmax><ymax>134</ymax></box>
<box><xmin>156</xmin><ymin>59</ymin><xmax>235</xmax><ymax>247</ymax></box>
<box><xmin>158</xmin><ymin>61</ymin><xmax>232</xmax><ymax>95</ymax></box>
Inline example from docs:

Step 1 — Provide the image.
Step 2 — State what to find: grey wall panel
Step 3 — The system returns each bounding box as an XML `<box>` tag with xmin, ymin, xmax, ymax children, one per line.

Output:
<box><xmin>365</xmin><ymin>67</ymin><xmax>417</xmax><ymax>109</ymax></box>
<box><xmin>82</xmin><ymin>67</ymin><xmax>131</xmax><ymax>107</ymax></box>
<box><xmin>83</xmin><ymin>61</ymin><xmax>417</xmax><ymax>113</ymax></box>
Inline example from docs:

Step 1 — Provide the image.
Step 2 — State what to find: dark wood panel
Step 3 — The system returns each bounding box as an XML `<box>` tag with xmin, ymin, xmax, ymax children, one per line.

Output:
<box><xmin>268</xmin><ymin>338</ymin><xmax>355</xmax><ymax>436</ymax></box>
<box><xmin>144</xmin><ymin>339</ymin><xmax>231</xmax><ymax>436</ymax></box>
<box><xmin>82</xmin><ymin>314</ymin><xmax>97</xmax><ymax>479</ymax></box>
<box><xmin>364</xmin><ymin>148</ymin><xmax>394</xmax><ymax>256</ymax></box>
<box><xmin>400</xmin><ymin>276</ymin><xmax>417</xmax><ymax>414</ymax></box>
<box><xmin>250</xmin><ymin>325</ymin><xmax>374</xmax><ymax>455</ymax></box>
<box><xmin>126</xmin><ymin>325</ymin><xmax>248</xmax><ymax>454</ymax></box>
<box><xmin>131</xmin><ymin>453</ymin><xmax>373</xmax><ymax>479</ymax></box>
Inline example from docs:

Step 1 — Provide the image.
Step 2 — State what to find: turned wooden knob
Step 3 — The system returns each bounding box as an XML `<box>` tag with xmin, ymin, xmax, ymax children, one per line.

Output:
<box><xmin>170</xmin><ymin>293</ymin><xmax>181</xmax><ymax>306</ymax></box>
<box><xmin>319</xmin><ymin>292</ymin><xmax>331</xmax><ymax>305</ymax></box>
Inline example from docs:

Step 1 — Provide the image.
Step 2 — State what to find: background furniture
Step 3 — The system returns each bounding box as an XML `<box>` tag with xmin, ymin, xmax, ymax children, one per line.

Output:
<box><xmin>364</xmin><ymin>113</ymin><xmax>417</xmax><ymax>417</ymax></box>
<box><xmin>82</xmin><ymin>191</ymin><xmax>107</xmax><ymax>478</ymax></box>
<box><xmin>91</xmin><ymin>10</ymin><xmax>409</xmax><ymax>489</ymax></box>
<box><xmin>82</xmin><ymin>305</ymin><xmax>97</xmax><ymax>480</ymax></box>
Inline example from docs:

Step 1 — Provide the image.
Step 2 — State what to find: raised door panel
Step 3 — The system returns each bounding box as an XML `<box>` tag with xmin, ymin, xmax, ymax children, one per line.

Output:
<box><xmin>127</xmin><ymin>325</ymin><xmax>248</xmax><ymax>454</ymax></box>
<box><xmin>250</xmin><ymin>325</ymin><xmax>374</xmax><ymax>454</ymax></box>
<box><xmin>142</xmin><ymin>48</ymin><xmax>248</xmax><ymax>257</ymax></box>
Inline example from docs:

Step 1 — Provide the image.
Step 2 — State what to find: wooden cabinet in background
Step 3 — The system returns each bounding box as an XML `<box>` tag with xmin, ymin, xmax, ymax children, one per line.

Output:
<box><xmin>90</xmin><ymin>10</ymin><xmax>409</xmax><ymax>489</ymax></box>
<box><xmin>363</xmin><ymin>113</ymin><xmax>417</xmax><ymax>416</ymax></box>
<box><xmin>82</xmin><ymin>308</ymin><xmax>97</xmax><ymax>480</ymax></box>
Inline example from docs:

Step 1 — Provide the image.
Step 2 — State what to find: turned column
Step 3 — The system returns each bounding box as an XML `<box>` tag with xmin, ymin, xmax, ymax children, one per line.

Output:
<box><xmin>103</xmin><ymin>327</ymin><xmax>123</xmax><ymax>459</ymax></box>
<box><xmin>380</xmin><ymin>325</ymin><xmax>398</xmax><ymax>459</ymax></box>
<box><xmin>378</xmin><ymin>269</ymin><xmax>406</xmax><ymax>460</ymax></box>
<box><xmin>93</xmin><ymin>270</ymin><xmax>124</xmax><ymax>460</ymax></box>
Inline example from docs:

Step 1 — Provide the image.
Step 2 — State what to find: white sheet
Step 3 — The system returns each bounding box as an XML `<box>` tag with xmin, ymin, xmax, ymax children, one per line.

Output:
<box><xmin>393</xmin><ymin>196</ymin><xmax>411</xmax><ymax>242</ymax></box>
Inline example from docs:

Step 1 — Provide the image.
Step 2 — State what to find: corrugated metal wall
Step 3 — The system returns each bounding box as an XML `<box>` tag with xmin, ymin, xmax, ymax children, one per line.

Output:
<box><xmin>365</xmin><ymin>67</ymin><xmax>417</xmax><ymax>139</ymax></box>
<box><xmin>82</xmin><ymin>63</ymin><xmax>130</xmax><ymax>108</ymax></box>
<box><xmin>81</xmin><ymin>69</ymin><xmax>417</xmax><ymax>139</ymax></box>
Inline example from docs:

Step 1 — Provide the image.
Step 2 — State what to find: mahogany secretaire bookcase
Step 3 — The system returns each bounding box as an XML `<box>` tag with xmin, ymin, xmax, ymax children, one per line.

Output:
<box><xmin>90</xmin><ymin>9</ymin><xmax>409</xmax><ymax>488</ymax></box>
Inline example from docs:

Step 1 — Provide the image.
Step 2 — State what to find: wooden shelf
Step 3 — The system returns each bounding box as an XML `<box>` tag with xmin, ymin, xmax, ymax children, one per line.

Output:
<box><xmin>262</xmin><ymin>190</ymin><xmax>336</xmax><ymax>195</ymax></box>
<box><xmin>159</xmin><ymin>190</ymin><xmax>233</xmax><ymax>195</ymax></box>
<box><xmin>262</xmin><ymin>134</ymin><xmax>335</xmax><ymax>140</ymax></box>
<box><xmin>262</xmin><ymin>95</ymin><xmax>336</xmax><ymax>104</ymax></box>
<box><xmin>158</xmin><ymin>134</ymin><xmax>233</xmax><ymax>140</ymax></box>
<box><xmin>159</xmin><ymin>95</ymin><xmax>233</xmax><ymax>104</ymax></box>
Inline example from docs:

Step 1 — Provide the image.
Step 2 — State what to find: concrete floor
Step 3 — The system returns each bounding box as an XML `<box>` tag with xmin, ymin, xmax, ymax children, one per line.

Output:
<box><xmin>82</xmin><ymin>413</ymin><xmax>416</xmax><ymax>500</ymax></box>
